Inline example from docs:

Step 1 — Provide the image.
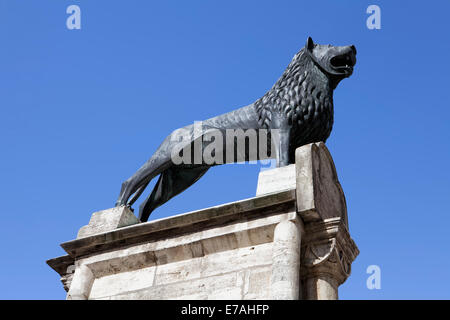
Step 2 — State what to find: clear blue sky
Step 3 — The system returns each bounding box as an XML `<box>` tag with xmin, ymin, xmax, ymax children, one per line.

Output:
<box><xmin>1</xmin><ymin>0</ymin><xmax>449</xmax><ymax>299</ymax></box>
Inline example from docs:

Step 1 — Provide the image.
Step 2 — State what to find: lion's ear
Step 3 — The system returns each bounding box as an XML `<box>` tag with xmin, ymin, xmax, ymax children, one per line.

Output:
<box><xmin>306</xmin><ymin>37</ymin><xmax>314</xmax><ymax>51</ymax></box>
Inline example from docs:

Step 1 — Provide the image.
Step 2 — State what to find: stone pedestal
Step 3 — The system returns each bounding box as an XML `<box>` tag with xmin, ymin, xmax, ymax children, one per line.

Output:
<box><xmin>76</xmin><ymin>206</ymin><xmax>139</xmax><ymax>239</ymax></box>
<box><xmin>47</xmin><ymin>142</ymin><xmax>358</xmax><ymax>300</ymax></box>
<box><xmin>256</xmin><ymin>164</ymin><xmax>296</xmax><ymax>196</ymax></box>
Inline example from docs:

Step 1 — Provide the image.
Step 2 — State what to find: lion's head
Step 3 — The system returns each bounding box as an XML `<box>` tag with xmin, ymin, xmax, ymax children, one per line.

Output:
<box><xmin>305</xmin><ymin>37</ymin><xmax>357</xmax><ymax>87</ymax></box>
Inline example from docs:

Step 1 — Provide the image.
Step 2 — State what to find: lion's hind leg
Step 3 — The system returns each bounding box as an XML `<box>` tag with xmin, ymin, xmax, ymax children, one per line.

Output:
<box><xmin>115</xmin><ymin>153</ymin><xmax>172</xmax><ymax>207</ymax></box>
<box><xmin>138</xmin><ymin>166</ymin><xmax>209</xmax><ymax>222</ymax></box>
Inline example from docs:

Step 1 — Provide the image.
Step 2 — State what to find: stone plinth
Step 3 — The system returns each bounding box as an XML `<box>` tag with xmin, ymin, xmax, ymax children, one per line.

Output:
<box><xmin>47</xmin><ymin>142</ymin><xmax>359</xmax><ymax>300</ymax></box>
<box><xmin>77</xmin><ymin>206</ymin><xmax>139</xmax><ymax>239</ymax></box>
<box><xmin>256</xmin><ymin>164</ymin><xmax>296</xmax><ymax>196</ymax></box>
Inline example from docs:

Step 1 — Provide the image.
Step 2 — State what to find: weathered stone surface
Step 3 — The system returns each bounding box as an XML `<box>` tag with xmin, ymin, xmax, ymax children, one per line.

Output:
<box><xmin>243</xmin><ymin>266</ymin><xmax>272</xmax><ymax>299</ymax></box>
<box><xmin>61</xmin><ymin>265</ymin><xmax>75</xmax><ymax>292</ymax></box>
<box><xmin>305</xmin><ymin>274</ymin><xmax>338</xmax><ymax>300</ymax></box>
<box><xmin>300</xmin><ymin>217</ymin><xmax>359</xmax><ymax>300</ymax></box>
<box><xmin>295</xmin><ymin>142</ymin><xmax>348</xmax><ymax>225</ymax></box>
<box><xmin>46</xmin><ymin>255</ymin><xmax>75</xmax><ymax>292</ymax></box>
<box><xmin>66</xmin><ymin>264</ymin><xmax>94</xmax><ymax>300</ymax></box>
<box><xmin>71</xmin><ymin>217</ymin><xmax>291</xmax><ymax>300</ymax></box>
<box><xmin>77</xmin><ymin>206</ymin><xmax>139</xmax><ymax>239</ymax></box>
<box><xmin>271</xmin><ymin>220</ymin><xmax>302</xmax><ymax>300</ymax></box>
<box><xmin>62</xmin><ymin>189</ymin><xmax>296</xmax><ymax>258</ymax></box>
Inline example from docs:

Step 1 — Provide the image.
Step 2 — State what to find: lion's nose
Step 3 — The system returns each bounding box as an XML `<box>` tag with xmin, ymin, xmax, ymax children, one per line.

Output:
<box><xmin>350</xmin><ymin>45</ymin><xmax>357</xmax><ymax>55</ymax></box>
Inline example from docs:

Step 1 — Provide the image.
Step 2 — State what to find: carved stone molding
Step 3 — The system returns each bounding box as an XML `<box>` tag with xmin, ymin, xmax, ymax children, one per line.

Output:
<box><xmin>46</xmin><ymin>143</ymin><xmax>359</xmax><ymax>300</ymax></box>
<box><xmin>296</xmin><ymin>142</ymin><xmax>348</xmax><ymax>226</ymax></box>
<box><xmin>300</xmin><ymin>217</ymin><xmax>359</xmax><ymax>299</ymax></box>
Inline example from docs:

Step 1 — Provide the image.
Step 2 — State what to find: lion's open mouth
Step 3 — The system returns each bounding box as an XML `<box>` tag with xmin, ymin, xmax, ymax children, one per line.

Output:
<box><xmin>330</xmin><ymin>53</ymin><xmax>356</xmax><ymax>74</ymax></box>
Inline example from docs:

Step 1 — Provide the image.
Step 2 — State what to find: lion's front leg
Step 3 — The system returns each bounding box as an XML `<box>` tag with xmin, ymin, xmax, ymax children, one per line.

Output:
<box><xmin>276</xmin><ymin>129</ymin><xmax>291</xmax><ymax>167</ymax></box>
<box><xmin>271</xmin><ymin>114</ymin><xmax>291</xmax><ymax>167</ymax></box>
